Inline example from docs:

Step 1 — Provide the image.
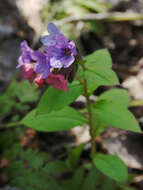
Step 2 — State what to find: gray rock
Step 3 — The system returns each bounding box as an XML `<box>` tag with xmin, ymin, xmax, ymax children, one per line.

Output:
<box><xmin>0</xmin><ymin>0</ymin><xmax>34</xmax><ymax>92</ymax></box>
<box><xmin>0</xmin><ymin>186</ymin><xmax>21</xmax><ymax>190</ymax></box>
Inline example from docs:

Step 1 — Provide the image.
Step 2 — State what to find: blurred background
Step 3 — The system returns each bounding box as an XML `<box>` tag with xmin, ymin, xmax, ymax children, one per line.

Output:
<box><xmin>1</xmin><ymin>0</ymin><xmax>143</xmax><ymax>189</ymax></box>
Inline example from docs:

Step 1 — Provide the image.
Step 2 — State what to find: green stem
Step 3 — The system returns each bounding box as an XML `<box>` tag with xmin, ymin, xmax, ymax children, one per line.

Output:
<box><xmin>0</xmin><ymin>121</ymin><xmax>20</xmax><ymax>129</ymax></box>
<box><xmin>81</xmin><ymin>65</ymin><xmax>95</xmax><ymax>158</ymax></box>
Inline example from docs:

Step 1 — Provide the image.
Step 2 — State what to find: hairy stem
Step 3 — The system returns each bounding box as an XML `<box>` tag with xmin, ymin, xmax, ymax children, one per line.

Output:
<box><xmin>81</xmin><ymin>65</ymin><xmax>95</xmax><ymax>158</ymax></box>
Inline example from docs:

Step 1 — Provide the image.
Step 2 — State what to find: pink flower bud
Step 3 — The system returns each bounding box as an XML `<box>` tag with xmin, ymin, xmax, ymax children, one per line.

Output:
<box><xmin>22</xmin><ymin>64</ymin><xmax>34</xmax><ymax>83</ymax></box>
<box><xmin>34</xmin><ymin>75</ymin><xmax>44</xmax><ymax>87</ymax></box>
<box><xmin>45</xmin><ymin>73</ymin><xmax>68</xmax><ymax>92</ymax></box>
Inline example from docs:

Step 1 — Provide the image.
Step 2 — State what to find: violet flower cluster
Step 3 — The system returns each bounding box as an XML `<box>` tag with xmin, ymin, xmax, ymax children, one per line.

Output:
<box><xmin>16</xmin><ymin>23</ymin><xmax>77</xmax><ymax>92</ymax></box>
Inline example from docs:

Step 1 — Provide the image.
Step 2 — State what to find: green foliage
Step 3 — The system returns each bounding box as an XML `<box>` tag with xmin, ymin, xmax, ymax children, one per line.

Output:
<box><xmin>21</xmin><ymin>107</ymin><xmax>87</xmax><ymax>131</ymax></box>
<box><xmin>0</xmin><ymin>129</ymin><xmax>135</xmax><ymax>190</ymax></box>
<box><xmin>76</xmin><ymin>0</ymin><xmax>111</xmax><ymax>13</ymax></box>
<box><xmin>37</xmin><ymin>81</ymin><xmax>83</xmax><ymax>114</ymax></box>
<box><xmin>0</xmin><ymin>130</ymin><xmax>16</xmax><ymax>149</ymax></box>
<box><xmin>2</xmin><ymin>142</ymin><xmax>51</xmax><ymax>190</ymax></box>
<box><xmin>94</xmin><ymin>89</ymin><xmax>141</xmax><ymax>133</ymax></box>
<box><xmin>7</xmin><ymin>80</ymin><xmax>39</xmax><ymax>103</ymax></box>
<box><xmin>66</xmin><ymin>144</ymin><xmax>84</xmax><ymax>168</ymax></box>
<box><xmin>92</xmin><ymin>100</ymin><xmax>140</xmax><ymax>133</ymax></box>
<box><xmin>92</xmin><ymin>115</ymin><xmax>107</xmax><ymax>136</ymax></box>
<box><xmin>43</xmin><ymin>160</ymin><xmax>67</xmax><ymax>175</ymax></box>
<box><xmin>91</xmin><ymin>88</ymin><xmax>140</xmax><ymax>133</ymax></box>
<box><xmin>93</xmin><ymin>154</ymin><xmax>128</xmax><ymax>182</ymax></box>
<box><xmin>0</xmin><ymin>80</ymin><xmax>40</xmax><ymax>115</ymax></box>
<box><xmin>81</xmin><ymin>168</ymin><xmax>99</xmax><ymax>190</ymax></box>
<box><xmin>71</xmin><ymin>167</ymin><xmax>84</xmax><ymax>190</ymax></box>
<box><xmin>98</xmin><ymin>177</ymin><xmax>115</xmax><ymax>190</ymax></box>
<box><xmin>97</xmin><ymin>88</ymin><xmax>130</xmax><ymax>107</ymax></box>
<box><xmin>84</xmin><ymin>49</ymin><xmax>119</xmax><ymax>93</ymax></box>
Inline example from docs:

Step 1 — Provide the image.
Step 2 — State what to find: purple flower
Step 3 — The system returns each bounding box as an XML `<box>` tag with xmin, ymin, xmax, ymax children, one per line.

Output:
<box><xmin>40</xmin><ymin>23</ymin><xmax>61</xmax><ymax>47</ymax></box>
<box><xmin>48</xmin><ymin>39</ymin><xmax>77</xmax><ymax>68</ymax></box>
<box><xmin>16</xmin><ymin>40</ymin><xmax>34</xmax><ymax>68</ymax></box>
<box><xmin>41</xmin><ymin>23</ymin><xmax>77</xmax><ymax>69</ymax></box>
<box><xmin>17</xmin><ymin>22</ymin><xmax>78</xmax><ymax>90</ymax></box>
<box><xmin>33</xmin><ymin>51</ymin><xmax>50</xmax><ymax>79</ymax></box>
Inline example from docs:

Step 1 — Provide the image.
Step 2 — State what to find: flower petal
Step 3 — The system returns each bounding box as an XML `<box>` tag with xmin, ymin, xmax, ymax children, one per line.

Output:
<box><xmin>16</xmin><ymin>40</ymin><xmax>34</xmax><ymax>68</ymax></box>
<box><xmin>40</xmin><ymin>23</ymin><xmax>61</xmax><ymax>46</ymax></box>
<box><xmin>46</xmin><ymin>46</ymin><xmax>62</xmax><ymax>57</ymax></box>
<box><xmin>63</xmin><ymin>55</ymin><xmax>75</xmax><ymax>68</ymax></box>
<box><xmin>48</xmin><ymin>23</ymin><xmax>61</xmax><ymax>35</ymax></box>
<box><xmin>40</xmin><ymin>34</ymin><xmax>56</xmax><ymax>46</ymax></box>
<box><xmin>33</xmin><ymin>51</ymin><xmax>50</xmax><ymax>79</ymax></box>
<box><xmin>50</xmin><ymin>57</ymin><xmax>63</xmax><ymax>68</ymax></box>
<box><xmin>56</xmin><ymin>34</ymin><xmax>68</xmax><ymax>48</ymax></box>
<box><xmin>42</xmin><ymin>66</ymin><xmax>50</xmax><ymax>79</ymax></box>
<box><xmin>34</xmin><ymin>75</ymin><xmax>44</xmax><ymax>86</ymax></box>
<box><xmin>16</xmin><ymin>56</ymin><xmax>24</xmax><ymax>68</ymax></box>
<box><xmin>22</xmin><ymin>64</ymin><xmax>34</xmax><ymax>83</ymax></box>
<box><xmin>68</xmin><ymin>41</ymin><xmax>77</xmax><ymax>56</ymax></box>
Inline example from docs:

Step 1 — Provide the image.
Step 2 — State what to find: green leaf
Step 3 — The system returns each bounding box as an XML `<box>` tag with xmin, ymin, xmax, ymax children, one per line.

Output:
<box><xmin>0</xmin><ymin>95</ymin><xmax>14</xmax><ymax>115</ymax></box>
<box><xmin>37</xmin><ymin>81</ymin><xmax>83</xmax><ymax>114</ymax></box>
<box><xmin>98</xmin><ymin>88</ymin><xmax>130</xmax><ymax>107</ymax></box>
<box><xmin>118</xmin><ymin>184</ymin><xmax>135</xmax><ymax>190</ymax></box>
<box><xmin>43</xmin><ymin>161</ymin><xmax>67</xmax><ymax>175</ymax></box>
<box><xmin>93</xmin><ymin>114</ymin><xmax>107</xmax><ymax>136</ymax></box>
<box><xmin>82</xmin><ymin>168</ymin><xmax>99</xmax><ymax>190</ymax></box>
<box><xmin>7</xmin><ymin>161</ymin><xmax>24</xmax><ymax>177</ymax></box>
<box><xmin>93</xmin><ymin>154</ymin><xmax>128</xmax><ymax>182</ymax></box>
<box><xmin>85</xmin><ymin>70</ymin><xmax>118</xmax><ymax>93</ymax></box>
<box><xmin>24</xmin><ymin>150</ymin><xmax>43</xmax><ymax>170</ymax></box>
<box><xmin>84</xmin><ymin>49</ymin><xmax>119</xmax><ymax>92</ymax></box>
<box><xmin>11</xmin><ymin>177</ymin><xmax>27</xmax><ymax>190</ymax></box>
<box><xmin>99</xmin><ymin>178</ymin><xmax>115</xmax><ymax>190</ymax></box>
<box><xmin>93</xmin><ymin>100</ymin><xmax>141</xmax><ymax>133</ymax></box>
<box><xmin>67</xmin><ymin>144</ymin><xmax>84</xmax><ymax>168</ymax></box>
<box><xmin>0</xmin><ymin>80</ymin><xmax>40</xmax><ymax>115</ymax></box>
<box><xmin>85</xmin><ymin>49</ymin><xmax>112</xmax><ymax>67</ymax></box>
<box><xmin>7</xmin><ymin>80</ymin><xmax>40</xmax><ymax>103</ymax></box>
<box><xmin>0</xmin><ymin>131</ymin><xmax>16</xmax><ymax>149</ymax></box>
<box><xmin>21</xmin><ymin>106</ymin><xmax>87</xmax><ymax>131</ymax></box>
<box><xmin>71</xmin><ymin>167</ymin><xmax>84</xmax><ymax>190</ymax></box>
<box><xmin>4</xmin><ymin>144</ymin><xmax>22</xmax><ymax>161</ymax></box>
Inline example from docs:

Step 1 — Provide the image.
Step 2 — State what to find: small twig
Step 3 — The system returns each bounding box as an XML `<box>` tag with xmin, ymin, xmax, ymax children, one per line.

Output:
<box><xmin>55</xmin><ymin>12</ymin><xmax>143</xmax><ymax>26</ymax></box>
<box><xmin>130</xmin><ymin>100</ymin><xmax>143</xmax><ymax>107</ymax></box>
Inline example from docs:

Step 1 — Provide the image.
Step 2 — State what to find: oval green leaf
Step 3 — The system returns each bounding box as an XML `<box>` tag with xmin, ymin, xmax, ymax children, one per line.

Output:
<box><xmin>93</xmin><ymin>100</ymin><xmax>141</xmax><ymax>133</ymax></box>
<box><xmin>21</xmin><ymin>106</ymin><xmax>87</xmax><ymax>132</ymax></box>
<box><xmin>84</xmin><ymin>49</ymin><xmax>119</xmax><ymax>92</ymax></box>
<box><xmin>97</xmin><ymin>88</ymin><xmax>130</xmax><ymax>107</ymax></box>
<box><xmin>37</xmin><ymin>81</ymin><xmax>83</xmax><ymax>114</ymax></box>
<box><xmin>93</xmin><ymin>154</ymin><xmax>128</xmax><ymax>182</ymax></box>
